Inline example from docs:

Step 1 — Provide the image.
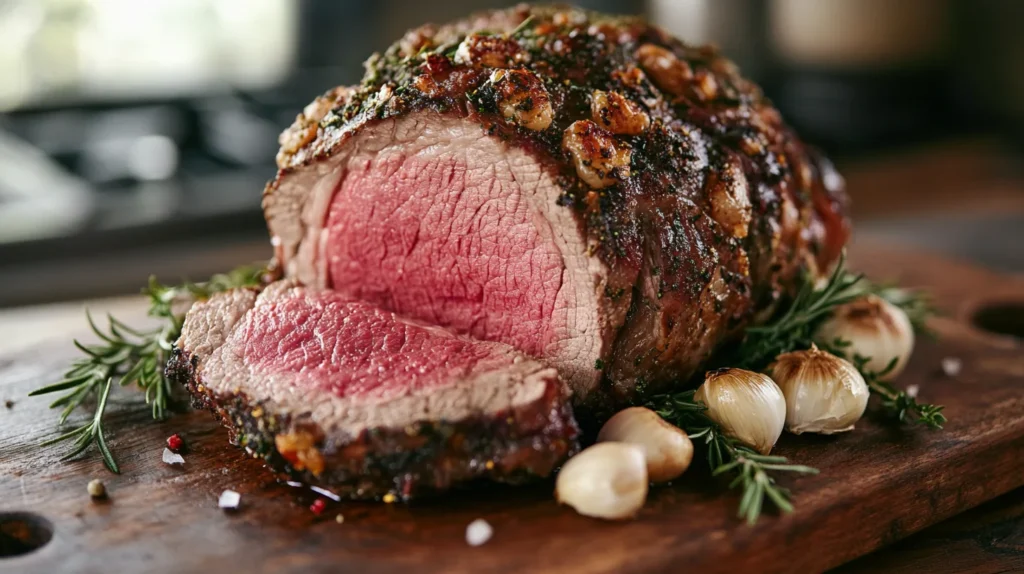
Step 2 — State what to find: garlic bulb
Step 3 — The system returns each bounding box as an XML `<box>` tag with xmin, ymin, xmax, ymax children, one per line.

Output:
<box><xmin>555</xmin><ymin>442</ymin><xmax>648</xmax><ymax>520</ymax></box>
<box><xmin>770</xmin><ymin>346</ymin><xmax>869</xmax><ymax>434</ymax></box>
<box><xmin>597</xmin><ymin>407</ymin><xmax>694</xmax><ymax>482</ymax></box>
<box><xmin>816</xmin><ymin>294</ymin><xmax>914</xmax><ymax>380</ymax></box>
<box><xmin>694</xmin><ymin>368</ymin><xmax>786</xmax><ymax>455</ymax></box>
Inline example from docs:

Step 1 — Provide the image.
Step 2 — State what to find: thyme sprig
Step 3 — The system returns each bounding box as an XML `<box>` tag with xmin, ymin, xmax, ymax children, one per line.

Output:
<box><xmin>29</xmin><ymin>264</ymin><xmax>266</xmax><ymax>472</ymax></box>
<box><xmin>651</xmin><ymin>390</ymin><xmax>818</xmax><ymax>524</ymax></box>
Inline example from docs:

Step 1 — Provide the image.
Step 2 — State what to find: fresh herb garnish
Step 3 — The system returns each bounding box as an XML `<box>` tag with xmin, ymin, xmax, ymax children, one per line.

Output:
<box><xmin>650</xmin><ymin>390</ymin><xmax>818</xmax><ymax>524</ymax></box>
<box><xmin>727</xmin><ymin>253</ymin><xmax>942</xmax><ymax>424</ymax></box>
<box><xmin>730</xmin><ymin>255</ymin><xmax>864</xmax><ymax>371</ymax></box>
<box><xmin>29</xmin><ymin>264</ymin><xmax>266</xmax><ymax>472</ymax></box>
<box><xmin>826</xmin><ymin>343</ymin><xmax>947</xmax><ymax>429</ymax></box>
<box><xmin>649</xmin><ymin>252</ymin><xmax>942</xmax><ymax>523</ymax></box>
<box><xmin>509</xmin><ymin>15</ymin><xmax>536</xmax><ymax>38</ymax></box>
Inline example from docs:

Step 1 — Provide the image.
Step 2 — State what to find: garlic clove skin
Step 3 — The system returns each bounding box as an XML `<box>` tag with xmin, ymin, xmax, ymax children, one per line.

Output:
<box><xmin>770</xmin><ymin>346</ymin><xmax>869</xmax><ymax>435</ymax></box>
<box><xmin>815</xmin><ymin>294</ymin><xmax>915</xmax><ymax>381</ymax></box>
<box><xmin>597</xmin><ymin>407</ymin><xmax>694</xmax><ymax>482</ymax></box>
<box><xmin>555</xmin><ymin>442</ymin><xmax>648</xmax><ymax>520</ymax></box>
<box><xmin>694</xmin><ymin>368</ymin><xmax>786</xmax><ymax>455</ymax></box>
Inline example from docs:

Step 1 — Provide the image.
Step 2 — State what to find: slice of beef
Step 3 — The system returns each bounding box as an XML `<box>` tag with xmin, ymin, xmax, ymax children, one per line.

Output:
<box><xmin>167</xmin><ymin>281</ymin><xmax>578</xmax><ymax>500</ymax></box>
<box><xmin>263</xmin><ymin>6</ymin><xmax>851</xmax><ymax>413</ymax></box>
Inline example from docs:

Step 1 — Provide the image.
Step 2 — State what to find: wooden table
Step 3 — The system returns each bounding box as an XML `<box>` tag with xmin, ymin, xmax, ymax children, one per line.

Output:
<box><xmin>1</xmin><ymin>241</ymin><xmax>1022</xmax><ymax>573</ymax></box>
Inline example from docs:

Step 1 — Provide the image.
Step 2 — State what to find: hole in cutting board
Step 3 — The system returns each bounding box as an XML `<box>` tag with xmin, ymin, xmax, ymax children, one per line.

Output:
<box><xmin>972</xmin><ymin>301</ymin><xmax>1024</xmax><ymax>339</ymax></box>
<box><xmin>0</xmin><ymin>512</ymin><xmax>53</xmax><ymax>558</ymax></box>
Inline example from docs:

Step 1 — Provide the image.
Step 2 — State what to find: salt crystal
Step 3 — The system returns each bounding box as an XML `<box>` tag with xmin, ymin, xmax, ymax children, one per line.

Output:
<box><xmin>218</xmin><ymin>490</ymin><xmax>241</xmax><ymax>509</ymax></box>
<box><xmin>906</xmin><ymin>384</ymin><xmax>920</xmax><ymax>398</ymax></box>
<box><xmin>310</xmin><ymin>485</ymin><xmax>341</xmax><ymax>502</ymax></box>
<box><xmin>941</xmin><ymin>357</ymin><xmax>962</xmax><ymax>377</ymax></box>
<box><xmin>465</xmin><ymin>519</ymin><xmax>493</xmax><ymax>547</ymax></box>
<box><xmin>162</xmin><ymin>448</ymin><xmax>185</xmax><ymax>465</ymax></box>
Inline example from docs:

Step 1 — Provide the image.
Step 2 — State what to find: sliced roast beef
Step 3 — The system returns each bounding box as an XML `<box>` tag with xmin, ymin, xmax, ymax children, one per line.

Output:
<box><xmin>167</xmin><ymin>281</ymin><xmax>578</xmax><ymax>499</ymax></box>
<box><xmin>264</xmin><ymin>5</ymin><xmax>850</xmax><ymax>412</ymax></box>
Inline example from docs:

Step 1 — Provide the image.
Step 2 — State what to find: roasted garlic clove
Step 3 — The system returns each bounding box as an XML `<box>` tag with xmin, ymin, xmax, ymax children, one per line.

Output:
<box><xmin>454</xmin><ymin>33</ymin><xmax>529</xmax><ymax>68</ymax></box>
<box><xmin>692</xmin><ymin>68</ymin><xmax>719</xmax><ymax>101</ymax></box>
<box><xmin>491</xmin><ymin>69</ymin><xmax>553</xmax><ymax>131</ymax></box>
<box><xmin>695</xmin><ymin>368</ymin><xmax>786</xmax><ymax>455</ymax></box>
<box><xmin>590</xmin><ymin>90</ymin><xmax>650</xmax><ymax>135</ymax></box>
<box><xmin>816</xmin><ymin>294</ymin><xmax>915</xmax><ymax>380</ymax></box>
<box><xmin>562</xmin><ymin>120</ymin><xmax>632</xmax><ymax>189</ymax></box>
<box><xmin>635</xmin><ymin>43</ymin><xmax>692</xmax><ymax>97</ymax></box>
<box><xmin>705</xmin><ymin>156</ymin><xmax>752</xmax><ymax>238</ymax></box>
<box><xmin>555</xmin><ymin>442</ymin><xmax>648</xmax><ymax>520</ymax></box>
<box><xmin>597</xmin><ymin>406</ymin><xmax>693</xmax><ymax>482</ymax></box>
<box><xmin>770</xmin><ymin>345</ymin><xmax>869</xmax><ymax>434</ymax></box>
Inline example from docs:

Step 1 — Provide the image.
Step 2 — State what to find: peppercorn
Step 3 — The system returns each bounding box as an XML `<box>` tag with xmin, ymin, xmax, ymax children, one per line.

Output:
<box><xmin>310</xmin><ymin>498</ymin><xmax>326</xmax><ymax>515</ymax></box>
<box><xmin>167</xmin><ymin>434</ymin><xmax>184</xmax><ymax>452</ymax></box>
<box><xmin>87</xmin><ymin>479</ymin><xmax>106</xmax><ymax>499</ymax></box>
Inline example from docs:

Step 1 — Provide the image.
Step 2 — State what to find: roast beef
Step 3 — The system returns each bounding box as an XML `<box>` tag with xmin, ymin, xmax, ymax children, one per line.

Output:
<box><xmin>173</xmin><ymin>5</ymin><xmax>852</xmax><ymax>498</ymax></box>
<box><xmin>264</xmin><ymin>5</ymin><xmax>850</xmax><ymax>413</ymax></box>
<box><xmin>168</xmin><ymin>281</ymin><xmax>578</xmax><ymax>499</ymax></box>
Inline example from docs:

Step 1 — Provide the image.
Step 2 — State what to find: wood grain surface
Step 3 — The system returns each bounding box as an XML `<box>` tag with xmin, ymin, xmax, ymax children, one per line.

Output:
<box><xmin>837</xmin><ymin>487</ymin><xmax>1024</xmax><ymax>574</ymax></box>
<box><xmin>1</xmin><ymin>240</ymin><xmax>1022</xmax><ymax>574</ymax></box>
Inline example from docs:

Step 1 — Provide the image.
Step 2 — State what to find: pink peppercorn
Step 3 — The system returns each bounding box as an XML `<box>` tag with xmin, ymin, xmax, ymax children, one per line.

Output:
<box><xmin>310</xmin><ymin>499</ymin><xmax>326</xmax><ymax>515</ymax></box>
<box><xmin>167</xmin><ymin>434</ymin><xmax>184</xmax><ymax>452</ymax></box>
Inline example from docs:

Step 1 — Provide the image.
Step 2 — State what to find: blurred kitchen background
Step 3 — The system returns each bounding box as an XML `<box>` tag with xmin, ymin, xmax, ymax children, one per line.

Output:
<box><xmin>0</xmin><ymin>0</ymin><xmax>1021</xmax><ymax>307</ymax></box>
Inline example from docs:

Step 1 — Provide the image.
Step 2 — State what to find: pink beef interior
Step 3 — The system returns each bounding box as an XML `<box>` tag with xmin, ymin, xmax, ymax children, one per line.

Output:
<box><xmin>234</xmin><ymin>288</ymin><xmax>512</xmax><ymax>401</ymax></box>
<box><xmin>325</xmin><ymin>151</ymin><xmax>565</xmax><ymax>359</ymax></box>
<box><xmin>184</xmin><ymin>281</ymin><xmax>561</xmax><ymax>436</ymax></box>
<box><xmin>263</xmin><ymin>115</ymin><xmax>610</xmax><ymax>395</ymax></box>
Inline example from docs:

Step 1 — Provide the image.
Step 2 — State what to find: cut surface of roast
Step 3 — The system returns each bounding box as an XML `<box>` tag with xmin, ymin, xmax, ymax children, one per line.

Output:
<box><xmin>169</xmin><ymin>281</ymin><xmax>578</xmax><ymax>499</ymax></box>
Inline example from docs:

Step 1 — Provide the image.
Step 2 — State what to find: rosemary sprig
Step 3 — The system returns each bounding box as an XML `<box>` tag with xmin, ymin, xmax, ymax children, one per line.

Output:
<box><xmin>509</xmin><ymin>15</ymin><xmax>536</xmax><ymax>38</ymax></box>
<box><xmin>29</xmin><ymin>264</ymin><xmax>266</xmax><ymax>472</ymax></box>
<box><xmin>648</xmin><ymin>253</ymin><xmax>942</xmax><ymax>522</ymax></box>
<box><xmin>729</xmin><ymin>253</ymin><xmax>863</xmax><ymax>371</ymax></box>
<box><xmin>38</xmin><ymin>377</ymin><xmax>118</xmax><ymax>472</ymax></box>
<box><xmin>825</xmin><ymin>341</ymin><xmax>947</xmax><ymax>429</ymax></box>
<box><xmin>651</xmin><ymin>390</ymin><xmax>818</xmax><ymax>524</ymax></box>
<box><xmin>726</xmin><ymin>253</ymin><xmax>943</xmax><ymax>425</ymax></box>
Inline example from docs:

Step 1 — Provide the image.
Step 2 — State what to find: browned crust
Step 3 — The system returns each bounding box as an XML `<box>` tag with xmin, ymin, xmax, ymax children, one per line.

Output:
<box><xmin>265</xmin><ymin>4</ymin><xmax>851</xmax><ymax>406</ymax></box>
<box><xmin>166</xmin><ymin>348</ymin><xmax>579</xmax><ymax>500</ymax></box>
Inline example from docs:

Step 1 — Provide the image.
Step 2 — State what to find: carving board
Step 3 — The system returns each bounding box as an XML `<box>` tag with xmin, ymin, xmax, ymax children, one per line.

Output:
<box><xmin>1</xmin><ymin>240</ymin><xmax>1022</xmax><ymax>573</ymax></box>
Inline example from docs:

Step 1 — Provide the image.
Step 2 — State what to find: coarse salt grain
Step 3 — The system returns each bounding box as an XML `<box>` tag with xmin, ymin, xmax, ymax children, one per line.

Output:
<box><xmin>466</xmin><ymin>519</ymin><xmax>493</xmax><ymax>546</ymax></box>
<box><xmin>310</xmin><ymin>485</ymin><xmax>341</xmax><ymax>502</ymax></box>
<box><xmin>941</xmin><ymin>357</ymin><xmax>962</xmax><ymax>377</ymax></box>
<box><xmin>218</xmin><ymin>490</ymin><xmax>241</xmax><ymax>509</ymax></box>
<box><xmin>906</xmin><ymin>384</ymin><xmax>920</xmax><ymax>398</ymax></box>
<box><xmin>162</xmin><ymin>448</ymin><xmax>185</xmax><ymax>465</ymax></box>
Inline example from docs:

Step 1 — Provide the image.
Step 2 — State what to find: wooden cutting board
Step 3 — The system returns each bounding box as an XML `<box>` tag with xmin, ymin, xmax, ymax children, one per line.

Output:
<box><xmin>1</xmin><ymin>240</ymin><xmax>1022</xmax><ymax>574</ymax></box>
